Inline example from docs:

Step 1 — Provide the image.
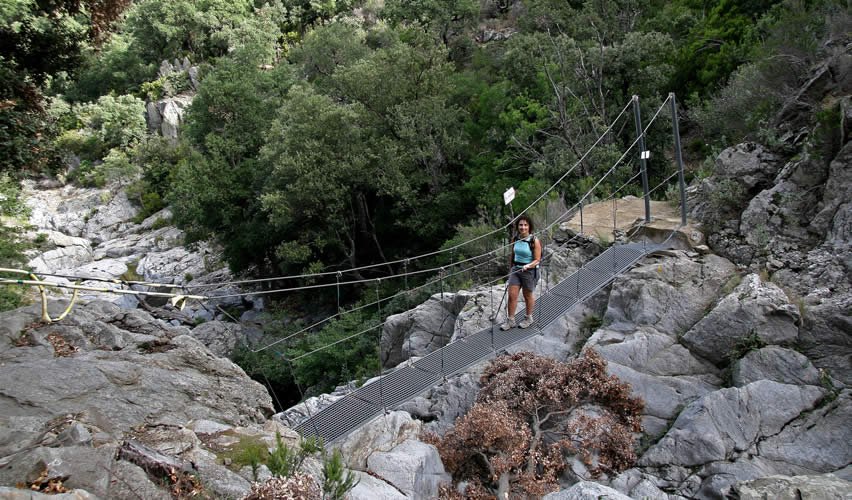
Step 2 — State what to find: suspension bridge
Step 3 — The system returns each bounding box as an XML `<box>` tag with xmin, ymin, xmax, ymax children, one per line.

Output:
<box><xmin>1</xmin><ymin>93</ymin><xmax>692</xmax><ymax>444</ymax></box>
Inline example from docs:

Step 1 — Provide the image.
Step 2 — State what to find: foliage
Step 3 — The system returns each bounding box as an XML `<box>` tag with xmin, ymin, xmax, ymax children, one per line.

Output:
<box><xmin>123</xmin><ymin>0</ymin><xmax>254</xmax><ymax>63</ymax></box>
<box><xmin>321</xmin><ymin>448</ymin><xmax>359</xmax><ymax>500</ymax></box>
<box><xmin>0</xmin><ymin>174</ymin><xmax>30</xmax><ymax>311</ymax></box>
<box><xmin>669</xmin><ymin>0</ymin><xmax>782</xmax><ymax>98</ymax></box>
<box><xmin>729</xmin><ymin>330</ymin><xmax>767</xmax><ymax>361</ymax></box>
<box><xmin>267</xmin><ymin>432</ymin><xmax>305</xmax><ymax>478</ymax></box>
<box><xmin>63</xmin><ymin>33</ymin><xmax>157</xmax><ymax>102</ymax></box>
<box><xmin>689</xmin><ymin>0</ymin><xmax>847</xmax><ymax>147</ymax></box>
<box><xmin>286</xmin><ymin>308</ymin><xmax>381</xmax><ymax>396</ymax></box>
<box><xmin>0</xmin><ymin>0</ymin><xmax>129</xmax><ymax>173</ymax></box>
<box><xmin>431</xmin><ymin>350</ymin><xmax>644</xmax><ymax>497</ymax></box>
<box><xmin>169</xmin><ymin>36</ymin><xmax>294</xmax><ymax>272</ymax></box>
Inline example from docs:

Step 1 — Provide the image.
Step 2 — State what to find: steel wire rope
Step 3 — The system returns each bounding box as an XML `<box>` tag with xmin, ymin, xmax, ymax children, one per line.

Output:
<box><xmin>253</xmin><ymin>147</ymin><xmax>648</xmax><ymax>355</ymax></box>
<box><xmin>7</xmin><ymin>99</ymin><xmax>665</xmax><ymax>300</ymax></box>
<box><xmin>251</xmin><ymin>250</ymin><xmax>507</xmax><ymax>353</ymax></box>
<box><xmin>181</xmin><ymin>98</ymin><xmax>637</xmax><ymax>290</ymax></box>
<box><xmin>289</xmin><ymin>257</ymin><xmax>540</xmax><ymax>361</ymax></box>
<box><xmin>209</xmin><ymin>112</ymin><xmax>665</xmax><ymax>303</ymax></box>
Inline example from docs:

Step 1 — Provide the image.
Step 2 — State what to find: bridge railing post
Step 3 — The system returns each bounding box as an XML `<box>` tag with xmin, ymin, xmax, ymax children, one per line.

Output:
<box><xmin>670</xmin><ymin>93</ymin><xmax>687</xmax><ymax>226</ymax></box>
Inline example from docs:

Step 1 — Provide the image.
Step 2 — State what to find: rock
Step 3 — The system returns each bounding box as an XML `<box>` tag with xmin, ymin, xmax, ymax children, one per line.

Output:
<box><xmin>714</xmin><ymin>142</ymin><xmax>783</xmax><ymax>190</ymax></box>
<box><xmin>336</xmin><ymin>411</ymin><xmax>422</xmax><ymax>470</ymax></box>
<box><xmin>405</xmin><ymin>370</ymin><xmax>482</xmax><ymax>435</ymax></box>
<box><xmin>195</xmin><ymin>461</ymin><xmax>252</xmax><ymax>499</ymax></box>
<box><xmin>275</xmin><ymin>393</ymin><xmax>343</xmax><ymax>429</ymax></box>
<box><xmin>381</xmin><ymin>292</ymin><xmax>470</xmax><ymax>369</ymax></box>
<box><xmin>735</xmin><ymin>473</ymin><xmax>852</xmax><ymax>500</ymax></box>
<box><xmin>0</xmin><ymin>487</ymin><xmax>100</xmax><ymax>499</ymax></box>
<box><xmin>606</xmin><ymin>361</ymin><xmax>718</xmax><ymax>424</ymax></box>
<box><xmin>189</xmin><ymin>321</ymin><xmax>243</xmax><ymax>357</ymax></box>
<box><xmin>82</xmin><ymin>192</ymin><xmax>138</xmax><ymax>245</ymax></box>
<box><xmin>589</xmin><ymin>326</ymin><xmax>719</xmax><ymax>379</ymax></box>
<box><xmin>136</xmin><ymin>246</ymin><xmax>209</xmax><ymax>285</ymax></box>
<box><xmin>148</xmin><ymin>95</ymin><xmax>193</xmax><ymax>140</ymax></box>
<box><xmin>0</xmin><ymin>302</ymin><xmax>274</xmax><ymax>439</ymax></box>
<box><xmin>604</xmin><ymin>252</ymin><xmax>737</xmax><ymax>337</ymax></box>
<box><xmin>366</xmin><ymin>439</ymin><xmax>450</xmax><ymax>499</ymax></box>
<box><xmin>348</xmin><ymin>470</ymin><xmax>407</xmax><ymax>499</ymax></box>
<box><xmin>640</xmin><ymin>380</ymin><xmax>824</xmax><ymax>467</ymax></box>
<box><xmin>758</xmin><ymin>390</ymin><xmax>852</xmax><ymax>472</ymax></box>
<box><xmin>543</xmin><ymin>481</ymin><xmax>633</xmax><ymax>499</ymax></box>
<box><xmin>0</xmin><ymin>446</ymin><xmax>116</xmax><ymax>497</ymax></box>
<box><xmin>681</xmin><ymin>274</ymin><xmax>800</xmax><ymax>364</ymax></box>
<box><xmin>27</xmin><ymin>245</ymin><xmax>94</xmax><ymax>274</ymax></box>
<box><xmin>797</xmin><ymin>299</ymin><xmax>852</xmax><ymax>385</ymax></box>
<box><xmin>732</xmin><ymin>346</ymin><xmax>821</xmax><ymax>386</ymax></box>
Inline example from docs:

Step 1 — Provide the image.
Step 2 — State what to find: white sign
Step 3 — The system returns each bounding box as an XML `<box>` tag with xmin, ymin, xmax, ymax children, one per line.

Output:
<box><xmin>641</xmin><ymin>150</ymin><xmax>651</xmax><ymax>159</ymax></box>
<box><xmin>503</xmin><ymin>187</ymin><xmax>516</xmax><ymax>205</ymax></box>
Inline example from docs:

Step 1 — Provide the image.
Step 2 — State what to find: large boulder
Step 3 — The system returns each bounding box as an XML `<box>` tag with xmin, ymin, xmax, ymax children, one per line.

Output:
<box><xmin>366</xmin><ymin>439</ymin><xmax>450</xmax><ymax>499</ymax></box>
<box><xmin>543</xmin><ymin>481</ymin><xmax>633</xmax><ymax>499</ymax></box>
<box><xmin>381</xmin><ymin>292</ymin><xmax>470</xmax><ymax>368</ymax></box>
<box><xmin>189</xmin><ymin>321</ymin><xmax>243</xmax><ymax>357</ymax></box>
<box><xmin>734</xmin><ymin>473</ymin><xmax>852</xmax><ymax>500</ymax></box>
<box><xmin>640</xmin><ymin>380</ymin><xmax>824</xmax><ymax>468</ymax></box>
<box><xmin>681</xmin><ymin>274</ymin><xmax>800</xmax><ymax>364</ymax></box>
<box><xmin>0</xmin><ymin>301</ymin><xmax>274</xmax><ymax>441</ymax></box>
<box><xmin>758</xmin><ymin>390</ymin><xmax>852</xmax><ymax>473</ymax></box>
<box><xmin>714</xmin><ymin>142</ymin><xmax>784</xmax><ymax>191</ymax></box>
<box><xmin>604</xmin><ymin>252</ymin><xmax>737</xmax><ymax>337</ymax></box>
<box><xmin>336</xmin><ymin>411</ymin><xmax>422</xmax><ymax>470</ymax></box>
<box><xmin>731</xmin><ymin>346</ymin><xmax>821</xmax><ymax>387</ymax></box>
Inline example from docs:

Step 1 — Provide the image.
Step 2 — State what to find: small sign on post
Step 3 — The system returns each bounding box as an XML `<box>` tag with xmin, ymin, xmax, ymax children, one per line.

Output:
<box><xmin>503</xmin><ymin>187</ymin><xmax>515</xmax><ymax>205</ymax></box>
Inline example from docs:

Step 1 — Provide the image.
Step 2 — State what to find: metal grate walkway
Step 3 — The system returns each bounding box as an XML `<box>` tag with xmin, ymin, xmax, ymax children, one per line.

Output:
<box><xmin>294</xmin><ymin>241</ymin><xmax>666</xmax><ymax>443</ymax></box>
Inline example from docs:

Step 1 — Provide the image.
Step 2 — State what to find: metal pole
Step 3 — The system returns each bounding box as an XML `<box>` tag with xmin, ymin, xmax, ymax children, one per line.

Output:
<box><xmin>633</xmin><ymin>95</ymin><xmax>651</xmax><ymax>223</ymax></box>
<box><xmin>670</xmin><ymin>93</ymin><xmax>688</xmax><ymax>226</ymax></box>
<box><xmin>579</xmin><ymin>199</ymin><xmax>584</xmax><ymax>235</ymax></box>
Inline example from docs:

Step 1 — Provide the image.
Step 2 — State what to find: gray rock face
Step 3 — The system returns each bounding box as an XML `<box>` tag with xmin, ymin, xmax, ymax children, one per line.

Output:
<box><xmin>0</xmin><ymin>487</ymin><xmax>100</xmax><ymax>499</ymax></box>
<box><xmin>681</xmin><ymin>274</ymin><xmax>800</xmax><ymax>364</ymax></box>
<box><xmin>0</xmin><ymin>302</ymin><xmax>273</xmax><ymax>441</ymax></box>
<box><xmin>734</xmin><ymin>473</ymin><xmax>852</xmax><ymax>500</ymax></box>
<box><xmin>189</xmin><ymin>321</ymin><xmax>244</xmax><ymax>357</ymax></box>
<box><xmin>732</xmin><ymin>346</ymin><xmax>821</xmax><ymax>387</ymax></box>
<box><xmin>381</xmin><ymin>292</ymin><xmax>470</xmax><ymax>368</ymax></box>
<box><xmin>758</xmin><ymin>390</ymin><xmax>852</xmax><ymax>473</ymax></box>
<box><xmin>348</xmin><ymin>470</ymin><xmax>407</xmax><ymax>499</ymax></box>
<box><xmin>366</xmin><ymin>439</ymin><xmax>450</xmax><ymax>499</ymax></box>
<box><xmin>604</xmin><ymin>252</ymin><xmax>737</xmax><ymax>336</ymax></box>
<box><xmin>543</xmin><ymin>481</ymin><xmax>633</xmax><ymax>499</ymax></box>
<box><xmin>797</xmin><ymin>298</ymin><xmax>852</xmax><ymax>385</ymax></box>
<box><xmin>714</xmin><ymin>142</ymin><xmax>783</xmax><ymax>190</ymax></box>
<box><xmin>640</xmin><ymin>380</ymin><xmax>824</xmax><ymax>468</ymax></box>
<box><xmin>336</xmin><ymin>411</ymin><xmax>422</xmax><ymax>470</ymax></box>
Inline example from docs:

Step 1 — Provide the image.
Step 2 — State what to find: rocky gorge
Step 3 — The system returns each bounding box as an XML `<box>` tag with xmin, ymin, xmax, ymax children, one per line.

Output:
<box><xmin>1</xmin><ymin>56</ymin><xmax>851</xmax><ymax>500</ymax></box>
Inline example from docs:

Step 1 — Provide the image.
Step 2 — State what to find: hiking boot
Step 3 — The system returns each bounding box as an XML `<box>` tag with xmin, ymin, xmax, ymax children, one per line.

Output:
<box><xmin>500</xmin><ymin>318</ymin><xmax>516</xmax><ymax>330</ymax></box>
<box><xmin>519</xmin><ymin>316</ymin><xmax>535</xmax><ymax>329</ymax></box>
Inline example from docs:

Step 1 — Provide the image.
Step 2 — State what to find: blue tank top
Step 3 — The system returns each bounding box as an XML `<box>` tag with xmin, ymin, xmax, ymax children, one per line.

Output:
<box><xmin>513</xmin><ymin>236</ymin><xmax>534</xmax><ymax>264</ymax></box>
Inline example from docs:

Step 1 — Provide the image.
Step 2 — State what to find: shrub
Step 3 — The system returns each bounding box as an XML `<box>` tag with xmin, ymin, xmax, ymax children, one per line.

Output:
<box><xmin>430</xmin><ymin>350</ymin><xmax>644</xmax><ymax>497</ymax></box>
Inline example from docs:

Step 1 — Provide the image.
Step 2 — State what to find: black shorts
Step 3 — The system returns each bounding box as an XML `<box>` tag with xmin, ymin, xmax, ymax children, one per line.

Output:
<box><xmin>508</xmin><ymin>266</ymin><xmax>539</xmax><ymax>291</ymax></box>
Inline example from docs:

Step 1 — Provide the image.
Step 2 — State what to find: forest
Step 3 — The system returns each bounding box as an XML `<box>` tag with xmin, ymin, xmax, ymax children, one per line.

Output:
<box><xmin>1</xmin><ymin>0</ymin><xmax>847</xmax><ymax>396</ymax></box>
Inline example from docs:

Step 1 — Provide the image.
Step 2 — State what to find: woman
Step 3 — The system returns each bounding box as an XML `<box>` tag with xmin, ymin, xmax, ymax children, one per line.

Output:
<box><xmin>501</xmin><ymin>215</ymin><xmax>542</xmax><ymax>330</ymax></box>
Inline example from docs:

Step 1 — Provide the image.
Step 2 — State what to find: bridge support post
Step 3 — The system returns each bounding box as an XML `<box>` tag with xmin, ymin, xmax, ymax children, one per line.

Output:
<box><xmin>633</xmin><ymin>96</ymin><xmax>651</xmax><ymax>223</ymax></box>
<box><xmin>669</xmin><ymin>93</ymin><xmax>688</xmax><ymax>226</ymax></box>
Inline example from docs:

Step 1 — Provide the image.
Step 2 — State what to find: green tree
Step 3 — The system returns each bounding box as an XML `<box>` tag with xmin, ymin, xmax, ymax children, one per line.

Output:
<box><xmin>123</xmin><ymin>0</ymin><xmax>254</xmax><ymax>63</ymax></box>
<box><xmin>170</xmin><ymin>37</ymin><xmax>294</xmax><ymax>272</ymax></box>
<box><xmin>0</xmin><ymin>174</ymin><xmax>30</xmax><ymax>311</ymax></box>
<box><xmin>0</xmin><ymin>0</ymin><xmax>129</xmax><ymax>174</ymax></box>
<box><xmin>382</xmin><ymin>0</ymin><xmax>479</xmax><ymax>46</ymax></box>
